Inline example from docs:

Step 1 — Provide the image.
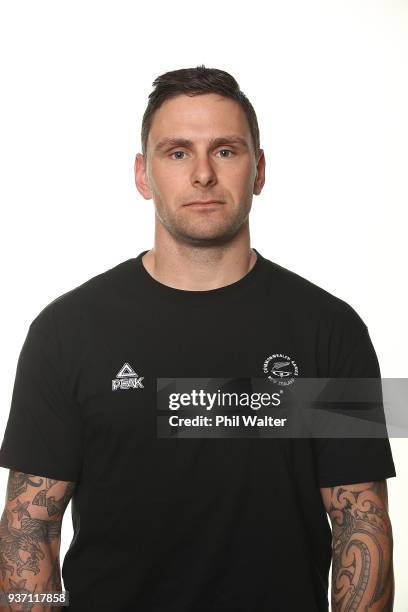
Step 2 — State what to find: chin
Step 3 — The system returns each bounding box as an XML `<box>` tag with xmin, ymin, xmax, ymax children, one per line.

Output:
<box><xmin>167</xmin><ymin>216</ymin><xmax>246</xmax><ymax>246</ymax></box>
<box><xmin>178</xmin><ymin>229</ymin><xmax>240</xmax><ymax>247</ymax></box>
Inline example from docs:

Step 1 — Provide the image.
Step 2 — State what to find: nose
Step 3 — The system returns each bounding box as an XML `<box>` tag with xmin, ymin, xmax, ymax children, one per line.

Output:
<box><xmin>191</xmin><ymin>155</ymin><xmax>217</xmax><ymax>188</ymax></box>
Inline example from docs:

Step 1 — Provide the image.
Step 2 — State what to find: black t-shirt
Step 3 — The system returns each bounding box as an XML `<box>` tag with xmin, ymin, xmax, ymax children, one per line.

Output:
<box><xmin>0</xmin><ymin>248</ymin><xmax>396</xmax><ymax>611</ymax></box>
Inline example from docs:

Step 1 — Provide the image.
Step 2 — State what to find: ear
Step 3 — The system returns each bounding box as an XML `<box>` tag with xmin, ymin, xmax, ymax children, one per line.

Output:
<box><xmin>134</xmin><ymin>153</ymin><xmax>153</xmax><ymax>200</ymax></box>
<box><xmin>253</xmin><ymin>149</ymin><xmax>265</xmax><ymax>196</ymax></box>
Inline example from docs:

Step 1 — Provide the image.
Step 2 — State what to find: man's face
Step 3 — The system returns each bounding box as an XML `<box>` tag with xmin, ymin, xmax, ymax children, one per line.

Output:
<box><xmin>135</xmin><ymin>93</ymin><xmax>265</xmax><ymax>246</ymax></box>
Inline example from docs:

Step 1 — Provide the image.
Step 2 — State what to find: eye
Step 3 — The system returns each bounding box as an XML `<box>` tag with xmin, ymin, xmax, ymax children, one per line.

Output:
<box><xmin>217</xmin><ymin>149</ymin><xmax>234</xmax><ymax>158</ymax></box>
<box><xmin>170</xmin><ymin>150</ymin><xmax>186</xmax><ymax>160</ymax></box>
<box><xmin>169</xmin><ymin>149</ymin><xmax>234</xmax><ymax>160</ymax></box>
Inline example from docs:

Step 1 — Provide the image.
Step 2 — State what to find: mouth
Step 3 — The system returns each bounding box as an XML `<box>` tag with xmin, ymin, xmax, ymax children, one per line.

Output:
<box><xmin>184</xmin><ymin>200</ymin><xmax>224</xmax><ymax>208</ymax></box>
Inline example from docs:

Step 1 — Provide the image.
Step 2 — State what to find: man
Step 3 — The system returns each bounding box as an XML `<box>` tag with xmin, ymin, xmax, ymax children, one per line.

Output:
<box><xmin>0</xmin><ymin>65</ymin><xmax>396</xmax><ymax>611</ymax></box>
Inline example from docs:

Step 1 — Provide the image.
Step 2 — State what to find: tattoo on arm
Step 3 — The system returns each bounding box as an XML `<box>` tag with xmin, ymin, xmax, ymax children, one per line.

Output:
<box><xmin>324</xmin><ymin>481</ymin><xmax>394</xmax><ymax>611</ymax></box>
<box><xmin>0</xmin><ymin>470</ymin><xmax>76</xmax><ymax>610</ymax></box>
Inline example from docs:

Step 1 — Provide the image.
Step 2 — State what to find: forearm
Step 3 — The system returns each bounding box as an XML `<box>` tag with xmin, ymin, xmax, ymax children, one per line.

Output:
<box><xmin>0</xmin><ymin>523</ymin><xmax>62</xmax><ymax>612</ymax></box>
<box><xmin>329</xmin><ymin>481</ymin><xmax>394</xmax><ymax>611</ymax></box>
<box><xmin>0</xmin><ymin>471</ymin><xmax>75</xmax><ymax>612</ymax></box>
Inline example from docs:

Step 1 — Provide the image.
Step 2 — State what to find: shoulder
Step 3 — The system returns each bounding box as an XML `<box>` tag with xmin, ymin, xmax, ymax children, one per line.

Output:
<box><xmin>28</xmin><ymin>258</ymin><xmax>135</xmax><ymax>336</ymax></box>
<box><xmin>261</xmin><ymin>256</ymin><xmax>368</xmax><ymax>337</ymax></box>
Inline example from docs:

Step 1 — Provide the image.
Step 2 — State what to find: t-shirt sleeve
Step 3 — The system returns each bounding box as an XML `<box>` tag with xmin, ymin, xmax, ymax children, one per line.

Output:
<box><xmin>0</xmin><ymin>304</ymin><xmax>84</xmax><ymax>482</ymax></box>
<box><xmin>313</xmin><ymin>307</ymin><xmax>396</xmax><ymax>488</ymax></box>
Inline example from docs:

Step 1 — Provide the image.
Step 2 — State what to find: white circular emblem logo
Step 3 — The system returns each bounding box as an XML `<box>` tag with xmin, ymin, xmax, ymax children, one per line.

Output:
<box><xmin>263</xmin><ymin>353</ymin><xmax>299</xmax><ymax>386</ymax></box>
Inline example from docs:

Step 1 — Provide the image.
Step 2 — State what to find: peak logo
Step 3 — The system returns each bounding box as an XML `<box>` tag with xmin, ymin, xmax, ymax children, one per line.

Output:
<box><xmin>112</xmin><ymin>362</ymin><xmax>144</xmax><ymax>391</ymax></box>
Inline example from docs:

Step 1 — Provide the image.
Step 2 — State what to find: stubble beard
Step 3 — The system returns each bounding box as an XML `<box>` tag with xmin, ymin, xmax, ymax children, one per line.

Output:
<box><xmin>154</xmin><ymin>201</ymin><xmax>252</xmax><ymax>247</ymax></box>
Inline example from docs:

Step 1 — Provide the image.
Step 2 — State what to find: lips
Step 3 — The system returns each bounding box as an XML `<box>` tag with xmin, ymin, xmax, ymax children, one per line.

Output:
<box><xmin>184</xmin><ymin>200</ymin><xmax>223</xmax><ymax>206</ymax></box>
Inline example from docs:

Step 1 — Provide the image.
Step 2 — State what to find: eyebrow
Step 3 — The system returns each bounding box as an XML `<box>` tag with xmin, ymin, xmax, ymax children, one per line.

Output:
<box><xmin>153</xmin><ymin>135</ymin><xmax>250</xmax><ymax>153</ymax></box>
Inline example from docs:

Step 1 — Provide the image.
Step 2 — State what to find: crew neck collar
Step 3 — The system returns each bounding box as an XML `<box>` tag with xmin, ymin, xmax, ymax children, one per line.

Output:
<box><xmin>133</xmin><ymin>248</ymin><xmax>265</xmax><ymax>302</ymax></box>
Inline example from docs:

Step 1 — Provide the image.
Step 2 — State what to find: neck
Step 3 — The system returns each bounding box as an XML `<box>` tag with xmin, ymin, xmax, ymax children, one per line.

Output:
<box><xmin>142</xmin><ymin>227</ymin><xmax>257</xmax><ymax>292</ymax></box>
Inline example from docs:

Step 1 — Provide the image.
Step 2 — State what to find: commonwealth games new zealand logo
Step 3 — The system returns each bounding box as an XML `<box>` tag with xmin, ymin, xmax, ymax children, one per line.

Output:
<box><xmin>263</xmin><ymin>353</ymin><xmax>299</xmax><ymax>386</ymax></box>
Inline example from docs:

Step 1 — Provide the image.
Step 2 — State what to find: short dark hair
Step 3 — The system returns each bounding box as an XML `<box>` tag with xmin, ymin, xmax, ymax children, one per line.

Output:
<box><xmin>141</xmin><ymin>65</ymin><xmax>261</xmax><ymax>159</ymax></box>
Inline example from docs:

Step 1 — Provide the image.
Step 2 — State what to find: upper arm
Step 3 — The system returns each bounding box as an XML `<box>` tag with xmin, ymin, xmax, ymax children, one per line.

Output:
<box><xmin>2</xmin><ymin>469</ymin><xmax>77</xmax><ymax>531</ymax></box>
<box><xmin>320</xmin><ymin>479</ymin><xmax>390</xmax><ymax>524</ymax></box>
<box><xmin>0</xmin><ymin>307</ymin><xmax>85</xmax><ymax>484</ymax></box>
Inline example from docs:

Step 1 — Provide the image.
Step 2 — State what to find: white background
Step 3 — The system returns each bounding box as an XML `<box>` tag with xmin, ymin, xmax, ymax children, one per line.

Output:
<box><xmin>0</xmin><ymin>0</ymin><xmax>407</xmax><ymax>608</ymax></box>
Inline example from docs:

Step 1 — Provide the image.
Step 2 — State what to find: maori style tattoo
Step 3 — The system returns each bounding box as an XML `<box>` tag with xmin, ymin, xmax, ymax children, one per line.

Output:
<box><xmin>326</xmin><ymin>481</ymin><xmax>394</xmax><ymax>612</ymax></box>
<box><xmin>0</xmin><ymin>470</ymin><xmax>76</xmax><ymax>610</ymax></box>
